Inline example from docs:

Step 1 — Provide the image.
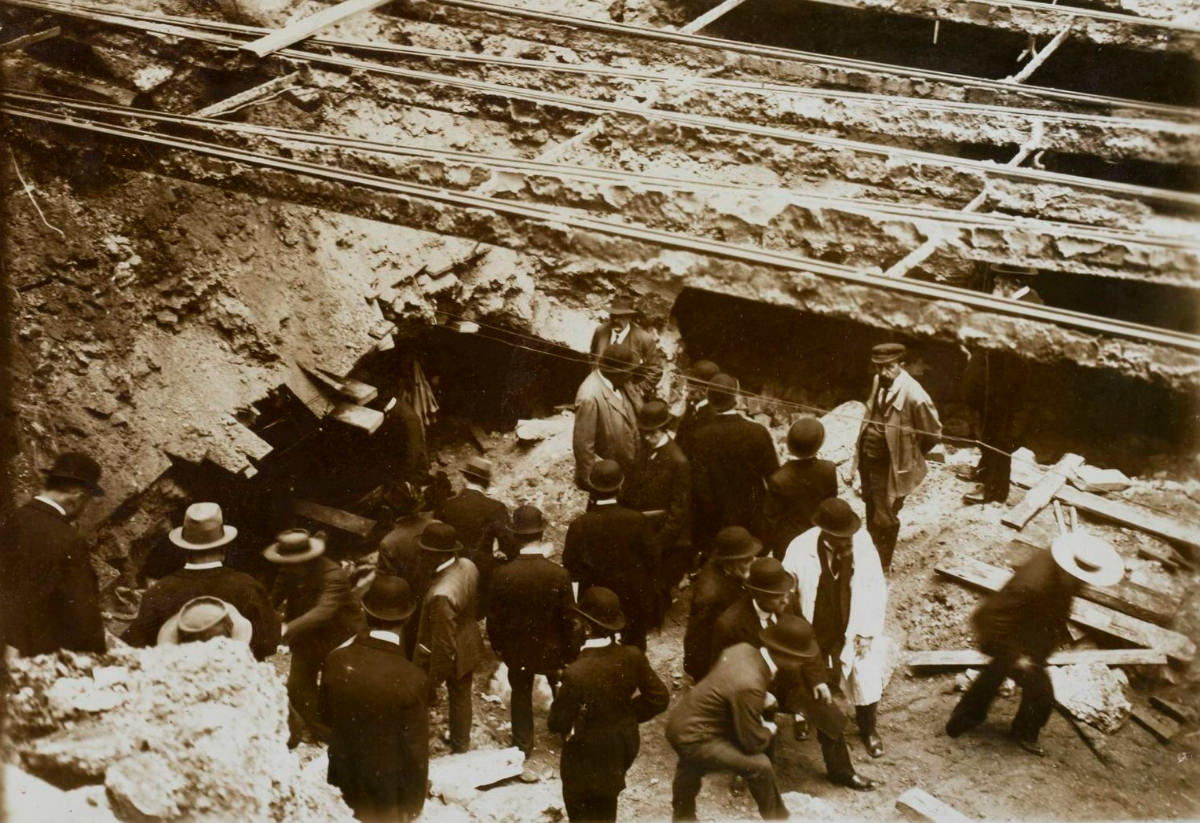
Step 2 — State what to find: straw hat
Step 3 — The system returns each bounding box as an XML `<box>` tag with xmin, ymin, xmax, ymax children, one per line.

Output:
<box><xmin>169</xmin><ymin>502</ymin><xmax>238</xmax><ymax>551</ymax></box>
<box><xmin>157</xmin><ymin>597</ymin><xmax>252</xmax><ymax>646</ymax></box>
<box><xmin>1051</xmin><ymin>533</ymin><xmax>1124</xmax><ymax>587</ymax></box>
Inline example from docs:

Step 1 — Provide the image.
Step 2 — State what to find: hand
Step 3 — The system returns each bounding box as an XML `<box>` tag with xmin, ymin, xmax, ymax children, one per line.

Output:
<box><xmin>854</xmin><ymin>635</ymin><xmax>872</xmax><ymax>657</ymax></box>
<box><xmin>763</xmin><ymin>720</ymin><xmax>778</xmax><ymax>737</ymax></box>
<box><xmin>813</xmin><ymin>683</ymin><xmax>832</xmax><ymax>704</ymax></box>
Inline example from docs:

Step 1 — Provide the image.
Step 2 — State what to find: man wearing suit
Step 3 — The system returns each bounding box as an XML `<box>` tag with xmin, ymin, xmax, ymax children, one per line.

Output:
<box><xmin>549</xmin><ymin>587</ymin><xmax>669</xmax><ymax>823</ymax></box>
<box><xmin>947</xmin><ymin>533</ymin><xmax>1123</xmax><ymax>756</ymax></box>
<box><xmin>784</xmin><ymin>498</ymin><xmax>888</xmax><ymax>758</ymax></box>
<box><xmin>0</xmin><ymin>451</ymin><xmax>107</xmax><ymax>657</ymax></box>
<box><xmin>266</xmin><ymin>529</ymin><xmax>365</xmax><ymax>744</ymax></box>
<box><xmin>487</xmin><ymin>505</ymin><xmax>577</xmax><ymax>755</ymax></box>
<box><xmin>688</xmin><ymin>373</ymin><xmax>779</xmax><ymax>557</ymax></box>
<box><xmin>321</xmin><ymin>574</ymin><xmax>430</xmax><ymax>823</ymax></box>
<box><xmin>434</xmin><ymin>457</ymin><xmax>510</xmax><ymax>615</ymax></box>
<box><xmin>709</xmin><ymin>558</ymin><xmax>797</xmax><ymax>665</ymax></box>
<box><xmin>413</xmin><ymin>522</ymin><xmax>484</xmax><ymax>753</ymax></box>
<box><xmin>762</xmin><ymin>417</ymin><xmax>837</xmax><ymax>560</ymax></box>
<box><xmin>674</xmin><ymin>360</ymin><xmax>720</xmax><ymax>458</ymax></box>
<box><xmin>683</xmin><ymin>527</ymin><xmax>757</xmax><ymax>681</ymax></box>
<box><xmin>573</xmin><ymin>344</ymin><xmax>640</xmax><ymax>490</ymax></box>
<box><xmin>620</xmin><ymin>399</ymin><xmax>692</xmax><ymax>593</ymax></box>
<box><xmin>563</xmin><ymin>460</ymin><xmax>659</xmax><ymax>650</ymax></box>
<box><xmin>123</xmin><ymin>502</ymin><xmax>280</xmax><ymax>660</ymax></box>
<box><xmin>590</xmin><ymin>297</ymin><xmax>662</xmax><ymax>412</ymax></box>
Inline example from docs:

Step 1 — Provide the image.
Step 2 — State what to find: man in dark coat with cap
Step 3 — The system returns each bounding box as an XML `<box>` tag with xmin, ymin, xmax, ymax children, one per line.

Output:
<box><xmin>563</xmin><ymin>460</ymin><xmax>659</xmax><ymax>650</ymax></box>
<box><xmin>549</xmin><ymin>586</ymin><xmax>669</xmax><ymax>823</ymax></box>
<box><xmin>0</xmin><ymin>451</ymin><xmax>107</xmax><ymax>657</ymax></box>
<box><xmin>850</xmin><ymin>343</ymin><xmax>941</xmax><ymax>571</ymax></box>
<box><xmin>413</xmin><ymin>522</ymin><xmax>484</xmax><ymax>753</ymax></box>
<box><xmin>434</xmin><ymin>457</ymin><xmax>510</xmax><ymax>616</ymax></box>
<box><xmin>590</xmin><ymin>297</ymin><xmax>662</xmax><ymax>411</ymax></box>
<box><xmin>487</xmin><ymin>505</ymin><xmax>578</xmax><ymax>754</ymax></box>
<box><xmin>620</xmin><ymin>398</ymin><xmax>693</xmax><ymax>594</ymax></box>
<box><xmin>321</xmin><ymin>574</ymin><xmax>430</xmax><ymax>823</ymax></box>
<box><xmin>675</xmin><ymin>360</ymin><xmax>720</xmax><ymax>458</ymax></box>
<box><xmin>267</xmin><ymin>529</ymin><xmax>365</xmax><ymax>744</ymax></box>
<box><xmin>683</xmin><ymin>527</ymin><xmax>757</xmax><ymax>681</ymax></box>
<box><xmin>762</xmin><ymin>416</ymin><xmax>837</xmax><ymax>561</ymax></box>
<box><xmin>123</xmin><ymin>502</ymin><xmax>279</xmax><ymax>660</ymax></box>
<box><xmin>573</xmin><ymin>344</ymin><xmax>640</xmax><ymax>490</ymax></box>
<box><xmin>688</xmin><ymin>374</ymin><xmax>780</xmax><ymax>556</ymax></box>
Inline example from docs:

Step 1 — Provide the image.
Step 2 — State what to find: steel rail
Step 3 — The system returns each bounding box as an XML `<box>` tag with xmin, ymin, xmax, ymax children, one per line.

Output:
<box><xmin>12</xmin><ymin>3</ymin><xmax>1198</xmax><ymax>209</ymax></box>
<box><xmin>6</xmin><ymin>101</ymin><xmax>1198</xmax><ymax>353</ymax></box>
<box><xmin>6</xmin><ymin>0</ymin><xmax>1193</xmax><ymax>120</ymax></box>
<box><xmin>864</xmin><ymin>0</ymin><xmax>1200</xmax><ymax>33</ymax></box>
<box><xmin>12</xmin><ymin>89</ymin><xmax>1198</xmax><ymax>251</ymax></box>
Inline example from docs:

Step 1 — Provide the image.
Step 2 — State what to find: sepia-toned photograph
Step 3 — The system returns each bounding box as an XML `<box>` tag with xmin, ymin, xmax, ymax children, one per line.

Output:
<box><xmin>0</xmin><ymin>0</ymin><xmax>1197</xmax><ymax>820</ymax></box>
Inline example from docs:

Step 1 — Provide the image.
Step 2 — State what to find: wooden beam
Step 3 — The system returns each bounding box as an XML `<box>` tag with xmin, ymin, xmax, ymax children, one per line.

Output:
<box><xmin>1002</xmin><ymin>453</ymin><xmax>1085</xmax><ymax>529</ymax></box>
<box><xmin>1054</xmin><ymin>484</ymin><xmax>1199</xmax><ymax>559</ymax></box>
<box><xmin>192</xmin><ymin>71</ymin><xmax>301</xmax><ymax>119</ymax></box>
<box><xmin>324</xmin><ymin>373</ymin><xmax>378</xmax><ymax>404</ymax></box>
<box><xmin>895</xmin><ymin>788</ymin><xmax>971</xmax><ymax>823</ymax></box>
<box><xmin>294</xmin><ymin>498</ymin><xmax>377</xmax><ymax>538</ymax></box>
<box><xmin>1149</xmin><ymin>696</ymin><xmax>1194</xmax><ymax>725</ymax></box>
<box><xmin>242</xmin><ymin>0</ymin><xmax>394</xmax><ymax>58</ymax></box>
<box><xmin>330</xmin><ymin>402</ymin><xmax>385</xmax><ymax>434</ymax></box>
<box><xmin>906</xmin><ymin>648</ymin><xmax>1167</xmax><ymax>669</ymax></box>
<box><xmin>0</xmin><ymin>24</ymin><xmax>59</xmax><ymax>52</ymax></box>
<box><xmin>935</xmin><ymin>554</ymin><xmax>1196</xmax><ymax>662</ymax></box>
<box><xmin>1056</xmin><ymin>704</ymin><xmax>1114</xmax><ymax>766</ymax></box>
<box><xmin>1005</xmin><ymin>23</ymin><xmax>1075</xmax><ymax>85</ymax></box>
<box><xmin>680</xmin><ymin>0</ymin><xmax>752</xmax><ymax>34</ymax></box>
<box><xmin>1131</xmin><ymin>705</ymin><xmax>1182</xmax><ymax>744</ymax></box>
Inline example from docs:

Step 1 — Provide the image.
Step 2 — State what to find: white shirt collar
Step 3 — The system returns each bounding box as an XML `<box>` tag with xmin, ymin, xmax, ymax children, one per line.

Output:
<box><xmin>34</xmin><ymin>495</ymin><xmax>67</xmax><ymax>517</ymax></box>
<box><xmin>598</xmin><ymin>371</ymin><xmax>614</xmax><ymax>393</ymax></box>
<box><xmin>718</xmin><ymin>409</ymin><xmax>740</xmax><ymax>416</ymax></box>
<box><xmin>465</xmin><ymin>480</ymin><xmax>486</xmax><ymax>494</ymax></box>
<box><xmin>594</xmin><ymin>497</ymin><xmax>618</xmax><ymax>506</ymax></box>
<box><xmin>647</xmin><ymin>431</ymin><xmax>670</xmax><ymax>450</ymax></box>
<box><xmin>695</xmin><ymin>398</ymin><xmax>708</xmax><ymax>410</ymax></box>
<box><xmin>582</xmin><ymin>636</ymin><xmax>614</xmax><ymax>650</ymax></box>
<box><xmin>184</xmin><ymin>560</ymin><xmax>223</xmax><ymax>570</ymax></box>
<box><xmin>751</xmin><ymin>600</ymin><xmax>775</xmax><ymax>626</ymax></box>
<box><xmin>519</xmin><ymin>544</ymin><xmax>550</xmax><ymax>556</ymax></box>
<box><xmin>759</xmin><ymin>646</ymin><xmax>779</xmax><ymax>677</ymax></box>
<box><xmin>435</xmin><ymin>557</ymin><xmax>456</xmax><ymax>574</ymax></box>
<box><xmin>368</xmin><ymin>630</ymin><xmax>402</xmax><ymax>646</ymax></box>
<box><xmin>611</xmin><ymin>324</ymin><xmax>630</xmax><ymax>345</ymax></box>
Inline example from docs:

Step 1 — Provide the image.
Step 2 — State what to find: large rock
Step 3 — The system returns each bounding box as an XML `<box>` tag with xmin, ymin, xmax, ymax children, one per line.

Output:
<box><xmin>6</xmin><ymin>640</ymin><xmax>355</xmax><ymax>822</ymax></box>
<box><xmin>486</xmin><ymin>664</ymin><xmax>555</xmax><ymax>713</ymax></box>
<box><xmin>427</xmin><ymin>748</ymin><xmax>526</xmax><ymax>806</ymax></box>
<box><xmin>464</xmin><ymin>779</ymin><xmax>565</xmax><ymax>823</ymax></box>
<box><xmin>781</xmin><ymin>791</ymin><xmax>836</xmax><ymax>818</ymax></box>
<box><xmin>819</xmin><ymin>401</ymin><xmax>866</xmax><ymax>467</ymax></box>
<box><xmin>1050</xmin><ymin>663</ymin><xmax>1131</xmax><ymax>734</ymax></box>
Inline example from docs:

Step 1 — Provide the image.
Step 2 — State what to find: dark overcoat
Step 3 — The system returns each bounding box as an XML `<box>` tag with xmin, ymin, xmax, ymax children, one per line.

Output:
<box><xmin>321</xmin><ymin>634</ymin><xmax>430</xmax><ymax>823</ymax></box>
<box><xmin>620</xmin><ymin>438</ymin><xmax>691</xmax><ymax>552</ymax></box>
<box><xmin>271</xmin><ymin>557</ymin><xmax>365</xmax><ymax>656</ymax></box>
<box><xmin>688</xmin><ymin>413</ymin><xmax>779</xmax><ymax>544</ymax></box>
<box><xmin>682</xmin><ymin>561</ymin><xmax>745</xmax><ymax>680</ymax></box>
<box><xmin>487</xmin><ymin>553</ymin><xmax>577</xmax><ymax>674</ymax></box>
<box><xmin>973</xmin><ymin>551</ymin><xmax>1076</xmax><ymax>664</ymax></box>
<box><xmin>562</xmin><ymin>503</ymin><xmax>660</xmax><ymax>631</ymax></box>
<box><xmin>761</xmin><ymin>458</ymin><xmax>837</xmax><ymax>559</ymax></box>
<box><xmin>435</xmin><ymin>489</ymin><xmax>509</xmax><ymax>602</ymax></box>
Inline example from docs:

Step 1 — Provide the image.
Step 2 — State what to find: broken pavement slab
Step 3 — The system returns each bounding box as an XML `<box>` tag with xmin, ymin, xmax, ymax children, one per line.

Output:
<box><xmin>896</xmin><ymin>787</ymin><xmax>972</xmax><ymax>822</ymax></box>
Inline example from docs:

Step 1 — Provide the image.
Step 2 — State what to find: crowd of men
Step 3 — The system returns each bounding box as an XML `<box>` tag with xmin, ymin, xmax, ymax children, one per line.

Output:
<box><xmin>0</xmin><ymin>299</ymin><xmax>1128</xmax><ymax>823</ymax></box>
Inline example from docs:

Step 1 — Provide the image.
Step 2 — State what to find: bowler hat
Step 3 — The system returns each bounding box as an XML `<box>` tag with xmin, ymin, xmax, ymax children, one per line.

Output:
<box><xmin>46</xmin><ymin>451</ymin><xmax>104</xmax><ymax>497</ymax></box>
<box><xmin>262</xmin><ymin>528</ymin><xmax>326</xmax><ymax>564</ymax></box>
<box><xmin>169</xmin><ymin>502</ymin><xmax>238</xmax><ymax>551</ymax></box>
<box><xmin>157</xmin><ymin>597</ymin><xmax>252</xmax><ymax>646</ymax></box>
<box><xmin>689</xmin><ymin>360</ymin><xmax>720</xmax><ymax>382</ymax></box>
<box><xmin>637</xmin><ymin>399</ymin><xmax>672</xmax><ymax>432</ymax></box>
<box><xmin>713</xmin><ymin>526</ymin><xmax>761</xmax><ymax>561</ymax></box>
<box><xmin>812</xmin><ymin>498</ymin><xmax>862</xmax><ymax>538</ymax></box>
<box><xmin>598</xmin><ymin>343</ymin><xmax>636</xmax><ymax>374</ymax></box>
<box><xmin>511</xmin><ymin>504</ymin><xmax>546</xmax><ymax>536</ymax></box>
<box><xmin>786</xmin><ymin>416</ymin><xmax>825</xmax><ymax>459</ymax></box>
<box><xmin>744</xmin><ymin>557</ymin><xmax>795</xmax><ymax>596</ymax></box>
<box><xmin>1051</xmin><ymin>533</ymin><xmax>1124</xmax><ymax>588</ymax></box>
<box><xmin>362</xmin><ymin>574</ymin><xmax>417</xmax><ymax>622</ymax></box>
<box><xmin>870</xmin><ymin>343</ymin><xmax>907</xmax><ymax>364</ymax></box>
<box><xmin>418</xmin><ymin>521</ymin><xmax>463</xmax><ymax>554</ymax></box>
<box><xmin>707</xmin><ymin>373</ymin><xmax>739</xmax><ymax>411</ymax></box>
<box><xmin>574</xmin><ymin>586</ymin><xmax>626</xmax><ymax>632</ymax></box>
<box><xmin>761</xmin><ymin>613</ymin><xmax>821</xmax><ymax>661</ymax></box>
<box><xmin>461</xmin><ymin>456</ymin><xmax>493</xmax><ymax>486</ymax></box>
<box><xmin>589</xmin><ymin>459</ymin><xmax>624</xmax><ymax>494</ymax></box>
<box><xmin>609</xmin><ymin>297</ymin><xmax>638</xmax><ymax>317</ymax></box>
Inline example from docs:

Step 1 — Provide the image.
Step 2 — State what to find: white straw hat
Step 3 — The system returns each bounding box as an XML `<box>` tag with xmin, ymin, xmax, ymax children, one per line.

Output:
<box><xmin>1051</xmin><ymin>533</ymin><xmax>1124</xmax><ymax>588</ymax></box>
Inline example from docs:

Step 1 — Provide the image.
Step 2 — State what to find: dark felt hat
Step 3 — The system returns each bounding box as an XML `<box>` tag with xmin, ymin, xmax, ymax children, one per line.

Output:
<box><xmin>169</xmin><ymin>502</ymin><xmax>238</xmax><ymax>551</ymax></box>
<box><xmin>637</xmin><ymin>399</ymin><xmax>672</xmax><ymax>432</ymax></box>
<box><xmin>589</xmin><ymin>459</ymin><xmax>624</xmax><ymax>494</ymax></box>
<box><xmin>263</xmin><ymin>528</ymin><xmax>326</xmax><ymax>564</ymax></box>
<box><xmin>609</xmin><ymin>297</ymin><xmax>638</xmax><ymax>317</ymax></box>
<box><xmin>689</xmin><ymin>360</ymin><xmax>720</xmax><ymax>382</ymax></box>
<box><xmin>574</xmin><ymin>586</ymin><xmax>626</xmax><ymax>632</ymax></box>
<box><xmin>418</xmin><ymin>521</ymin><xmax>463</xmax><ymax>553</ymax></box>
<box><xmin>511</xmin><ymin>504</ymin><xmax>546</xmax><ymax>536</ymax></box>
<box><xmin>871</xmin><ymin>343</ymin><xmax>907</xmax><ymax>364</ymax></box>
<box><xmin>761</xmin><ymin>613</ymin><xmax>821</xmax><ymax>661</ymax></box>
<box><xmin>812</xmin><ymin>498</ymin><xmax>862</xmax><ymax>538</ymax></box>
<box><xmin>706</xmin><ymin>373</ymin><xmax>739</xmax><ymax>411</ymax></box>
<box><xmin>598</xmin><ymin>343</ymin><xmax>637</xmax><ymax>374</ymax></box>
<box><xmin>47</xmin><ymin>451</ymin><xmax>104</xmax><ymax>497</ymax></box>
<box><xmin>744</xmin><ymin>557</ymin><xmax>795</xmax><ymax>596</ymax></box>
<box><xmin>362</xmin><ymin>574</ymin><xmax>417</xmax><ymax>622</ymax></box>
<box><xmin>713</xmin><ymin>526</ymin><xmax>761</xmax><ymax>561</ymax></box>
<box><xmin>786</xmin><ymin>416</ymin><xmax>825</xmax><ymax>459</ymax></box>
<box><xmin>461</xmin><ymin>456</ymin><xmax>493</xmax><ymax>485</ymax></box>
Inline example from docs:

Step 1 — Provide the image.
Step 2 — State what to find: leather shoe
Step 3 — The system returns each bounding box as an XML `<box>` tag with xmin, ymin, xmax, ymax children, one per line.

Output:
<box><xmin>955</xmin><ymin>465</ymin><xmax>982</xmax><ymax>482</ymax></box>
<box><xmin>834</xmin><ymin>773</ymin><xmax>880</xmax><ymax>792</ymax></box>
<box><xmin>962</xmin><ymin>485</ymin><xmax>987</xmax><ymax>505</ymax></box>
<box><xmin>862</xmin><ymin>733</ymin><xmax>884</xmax><ymax>758</ymax></box>
<box><xmin>1015</xmin><ymin>737</ymin><xmax>1046</xmax><ymax>757</ymax></box>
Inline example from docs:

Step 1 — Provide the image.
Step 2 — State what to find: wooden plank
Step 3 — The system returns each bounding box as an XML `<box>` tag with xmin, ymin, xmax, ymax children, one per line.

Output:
<box><xmin>680</xmin><ymin>0</ymin><xmax>752</xmax><ymax>34</ymax></box>
<box><xmin>1131</xmin><ymin>706</ymin><xmax>1181</xmax><ymax>744</ymax></box>
<box><xmin>895</xmin><ymin>787</ymin><xmax>971</xmax><ymax>823</ymax></box>
<box><xmin>906</xmin><ymin>648</ymin><xmax>1167</xmax><ymax>669</ymax></box>
<box><xmin>330</xmin><ymin>402</ymin><xmax>385</xmax><ymax>434</ymax></box>
<box><xmin>193</xmin><ymin>71</ymin><xmax>300</xmax><ymax>119</ymax></box>
<box><xmin>1055</xmin><ymin>704</ymin><xmax>1114</xmax><ymax>766</ymax></box>
<box><xmin>1002</xmin><ymin>453</ymin><xmax>1085</xmax><ymax>529</ymax></box>
<box><xmin>1054</xmin><ymin>483</ymin><xmax>1200</xmax><ymax>558</ymax></box>
<box><xmin>935</xmin><ymin>555</ymin><xmax>1196</xmax><ymax>663</ymax></box>
<box><xmin>243</xmin><ymin>0</ymin><xmax>394</xmax><ymax>57</ymax></box>
<box><xmin>1005</xmin><ymin>540</ymin><xmax>1180</xmax><ymax>626</ymax></box>
<box><xmin>294</xmin><ymin>498</ymin><xmax>377</xmax><ymax>538</ymax></box>
<box><xmin>0</xmin><ymin>24</ymin><xmax>59</xmax><ymax>52</ymax></box>
<box><xmin>1149</xmin><ymin>696</ymin><xmax>1194</xmax><ymax>725</ymax></box>
<box><xmin>336</xmin><ymin>377</ymin><xmax>378</xmax><ymax>404</ymax></box>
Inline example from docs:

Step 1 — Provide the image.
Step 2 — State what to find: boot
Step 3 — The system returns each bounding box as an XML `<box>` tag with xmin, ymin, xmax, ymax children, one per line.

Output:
<box><xmin>856</xmin><ymin>703</ymin><xmax>884</xmax><ymax>758</ymax></box>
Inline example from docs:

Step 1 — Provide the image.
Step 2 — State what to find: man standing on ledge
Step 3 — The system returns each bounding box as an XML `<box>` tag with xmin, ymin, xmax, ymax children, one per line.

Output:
<box><xmin>850</xmin><ymin>343</ymin><xmax>941</xmax><ymax>572</ymax></box>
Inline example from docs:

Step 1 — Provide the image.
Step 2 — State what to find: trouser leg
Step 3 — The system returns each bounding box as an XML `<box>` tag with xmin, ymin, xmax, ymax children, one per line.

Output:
<box><xmin>674</xmin><ymin>740</ymin><xmax>786</xmax><ymax>821</ymax></box>
<box><xmin>859</xmin><ymin>457</ymin><xmax>900</xmax><ymax>571</ymax></box>
<box><xmin>946</xmin><ymin>658</ymin><xmax>1009</xmax><ymax>736</ymax></box>
<box><xmin>287</xmin><ymin>645</ymin><xmax>328</xmax><ymax>742</ymax></box>
<box><xmin>565</xmin><ymin>791</ymin><xmax>620</xmax><ymax>823</ymax></box>
<box><xmin>1011</xmin><ymin>665</ymin><xmax>1054</xmax><ymax>743</ymax></box>
<box><xmin>447</xmin><ymin>669</ymin><xmax>474</xmax><ymax>752</ymax></box>
<box><xmin>508</xmin><ymin>664</ymin><xmax>535</xmax><ymax>754</ymax></box>
<box><xmin>670</xmin><ymin>752</ymin><xmax>706</xmax><ymax>822</ymax></box>
<box><xmin>817</xmin><ymin>730</ymin><xmax>855</xmax><ymax>783</ymax></box>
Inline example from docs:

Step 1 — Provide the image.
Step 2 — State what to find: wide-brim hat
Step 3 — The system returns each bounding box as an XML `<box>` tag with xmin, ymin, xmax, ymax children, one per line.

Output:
<box><xmin>511</xmin><ymin>505</ymin><xmax>546</xmax><ymax>536</ymax></box>
<box><xmin>574</xmin><ymin>586</ymin><xmax>626</xmax><ymax>632</ymax></box>
<box><xmin>761</xmin><ymin>614</ymin><xmax>821</xmax><ymax>661</ymax></box>
<box><xmin>609</xmin><ymin>297</ymin><xmax>638</xmax><ymax>317</ymax></box>
<box><xmin>418</xmin><ymin>521</ymin><xmax>464</xmax><ymax>553</ymax></box>
<box><xmin>589</xmin><ymin>459</ymin><xmax>625</xmax><ymax>494</ymax></box>
<box><xmin>812</xmin><ymin>498</ymin><xmax>862</xmax><ymax>538</ymax></box>
<box><xmin>461</xmin><ymin>456</ymin><xmax>493</xmax><ymax>485</ymax></box>
<box><xmin>637</xmin><ymin>399</ymin><xmax>672</xmax><ymax>432</ymax></box>
<box><xmin>169</xmin><ymin>502</ymin><xmax>238</xmax><ymax>551</ymax></box>
<box><xmin>871</xmin><ymin>343</ymin><xmax>907</xmax><ymax>364</ymax></box>
<box><xmin>362</xmin><ymin>574</ymin><xmax>417</xmax><ymax>622</ymax></box>
<box><xmin>157</xmin><ymin>597</ymin><xmax>252</xmax><ymax>646</ymax></box>
<box><xmin>47</xmin><ymin>451</ymin><xmax>105</xmax><ymax>497</ymax></box>
<box><xmin>262</xmin><ymin>528</ymin><xmax>326</xmax><ymax>564</ymax></box>
<box><xmin>1051</xmin><ymin>533</ymin><xmax>1124</xmax><ymax>587</ymax></box>
<box><xmin>744</xmin><ymin>557</ymin><xmax>795</xmax><ymax>596</ymax></box>
<box><xmin>713</xmin><ymin>526</ymin><xmax>761</xmax><ymax>561</ymax></box>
